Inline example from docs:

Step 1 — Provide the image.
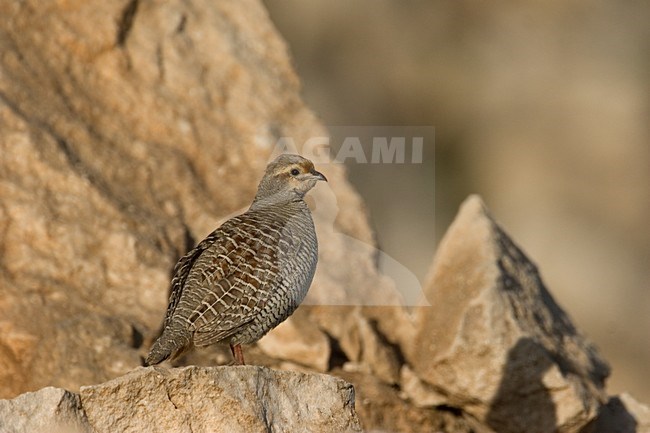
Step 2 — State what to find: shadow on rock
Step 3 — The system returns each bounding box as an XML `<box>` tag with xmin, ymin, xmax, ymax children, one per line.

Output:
<box><xmin>486</xmin><ymin>337</ymin><xmax>557</xmax><ymax>433</ymax></box>
<box><xmin>579</xmin><ymin>396</ymin><xmax>638</xmax><ymax>433</ymax></box>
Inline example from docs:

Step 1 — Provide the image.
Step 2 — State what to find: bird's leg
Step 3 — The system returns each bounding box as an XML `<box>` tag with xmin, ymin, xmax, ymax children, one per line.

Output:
<box><xmin>230</xmin><ymin>343</ymin><xmax>246</xmax><ymax>365</ymax></box>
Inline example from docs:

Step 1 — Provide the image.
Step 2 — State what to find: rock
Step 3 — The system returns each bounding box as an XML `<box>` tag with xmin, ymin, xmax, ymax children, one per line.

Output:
<box><xmin>399</xmin><ymin>364</ymin><xmax>447</xmax><ymax>408</ymax></box>
<box><xmin>407</xmin><ymin>195</ymin><xmax>610</xmax><ymax>433</ymax></box>
<box><xmin>335</xmin><ymin>369</ymin><xmax>474</xmax><ymax>433</ymax></box>
<box><xmin>0</xmin><ymin>0</ymin><xmax>371</xmax><ymax>398</ymax></box>
<box><xmin>79</xmin><ymin>366</ymin><xmax>361</xmax><ymax>433</ymax></box>
<box><xmin>25</xmin><ymin>314</ymin><xmax>143</xmax><ymax>394</ymax></box>
<box><xmin>257</xmin><ymin>309</ymin><xmax>331</xmax><ymax>372</ymax></box>
<box><xmin>0</xmin><ymin>367</ymin><xmax>361</xmax><ymax>433</ymax></box>
<box><xmin>0</xmin><ymin>387</ymin><xmax>89</xmax><ymax>433</ymax></box>
<box><xmin>338</xmin><ymin>308</ymin><xmax>402</xmax><ymax>384</ymax></box>
<box><xmin>0</xmin><ymin>0</ymin><xmax>405</xmax><ymax>427</ymax></box>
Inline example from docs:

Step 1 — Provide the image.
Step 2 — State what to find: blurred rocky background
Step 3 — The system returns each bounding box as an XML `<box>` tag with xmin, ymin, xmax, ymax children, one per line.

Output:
<box><xmin>264</xmin><ymin>0</ymin><xmax>650</xmax><ymax>403</ymax></box>
<box><xmin>1</xmin><ymin>0</ymin><xmax>649</xmax><ymax>432</ymax></box>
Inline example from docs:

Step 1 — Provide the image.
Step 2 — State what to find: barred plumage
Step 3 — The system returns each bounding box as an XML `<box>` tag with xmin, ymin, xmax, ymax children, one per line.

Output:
<box><xmin>145</xmin><ymin>154</ymin><xmax>326</xmax><ymax>365</ymax></box>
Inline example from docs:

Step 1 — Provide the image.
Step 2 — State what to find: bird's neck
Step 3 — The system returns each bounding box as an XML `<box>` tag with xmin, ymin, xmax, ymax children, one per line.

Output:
<box><xmin>249</xmin><ymin>191</ymin><xmax>304</xmax><ymax>212</ymax></box>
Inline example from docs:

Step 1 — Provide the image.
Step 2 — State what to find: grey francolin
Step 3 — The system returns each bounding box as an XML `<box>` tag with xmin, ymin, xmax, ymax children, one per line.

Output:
<box><xmin>145</xmin><ymin>154</ymin><xmax>326</xmax><ymax>365</ymax></box>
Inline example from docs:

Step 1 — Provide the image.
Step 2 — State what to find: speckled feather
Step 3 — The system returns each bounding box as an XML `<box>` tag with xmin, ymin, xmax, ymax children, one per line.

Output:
<box><xmin>146</xmin><ymin>154</ymin><xmax>324</xmax><ymax>365</ymax></box>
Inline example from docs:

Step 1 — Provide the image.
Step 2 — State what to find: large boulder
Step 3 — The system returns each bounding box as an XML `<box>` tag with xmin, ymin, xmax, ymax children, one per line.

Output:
<box><xmin>407</xmin><ymin>195</ymin><xmax>611</xmax><ymax>433</ymax></box>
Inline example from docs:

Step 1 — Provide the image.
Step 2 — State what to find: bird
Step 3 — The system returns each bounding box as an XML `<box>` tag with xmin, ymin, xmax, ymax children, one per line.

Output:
<box><xmin>145</xmin><ymin>154</ymin><xmax>327</xmax><ymax>366</ymax></box>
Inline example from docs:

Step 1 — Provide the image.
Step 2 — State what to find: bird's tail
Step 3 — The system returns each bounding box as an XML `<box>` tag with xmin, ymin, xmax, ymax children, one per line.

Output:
<box><xmin>145</xmin><ymin>328</ymin><xmax>191</xmax><ymax>366</ymax></box>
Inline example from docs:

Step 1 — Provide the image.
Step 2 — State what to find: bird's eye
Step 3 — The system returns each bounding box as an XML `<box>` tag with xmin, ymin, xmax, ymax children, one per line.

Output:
<box><xmin>290</xmin><ymin>168</ymin><xmax>300</xmax><ymax>176</ymax></box>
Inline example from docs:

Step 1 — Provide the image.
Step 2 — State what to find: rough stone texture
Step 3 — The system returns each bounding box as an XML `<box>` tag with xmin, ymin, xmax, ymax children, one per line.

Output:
<box><xmin>407</xmin><ymin>195</ymin><xmax>611</xmax><ymax>433</ymax></box>
<box><xmin>79</xmin><ymin>366</ymin><xmax>361</xmax><ymax>433</ymax></box>
<box><xmin>0</xmin><ymin>387</ymin><xmax>89</xmax><ymax>433</ymax></box>
<box><xmin>0</xmin><ymin>367</ymin><xmax>360</xmax><ymax>433</ymax></box>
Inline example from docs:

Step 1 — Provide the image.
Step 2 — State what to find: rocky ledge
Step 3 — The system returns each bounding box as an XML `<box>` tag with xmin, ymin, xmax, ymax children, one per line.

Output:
<box><xmin>0</xmin><ymin>366</ymin><xmax>361</xmax><ymax>433</ymax></box>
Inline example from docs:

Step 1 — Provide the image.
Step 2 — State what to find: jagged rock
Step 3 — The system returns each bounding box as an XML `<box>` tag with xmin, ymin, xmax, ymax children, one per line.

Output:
<box><xmin>407</xmin><ymin>195</ymin><xmax>611</xmax><ymax>433</ymax></box>
<box><xmin>79</xmin><ymin>366</ymin><xmax>361</xmax><ymax>433</ymax></box>
<box><xmin>0</xmin><ymin>387</ymin><xmax>89</xmax><ymax>433</ymax></box>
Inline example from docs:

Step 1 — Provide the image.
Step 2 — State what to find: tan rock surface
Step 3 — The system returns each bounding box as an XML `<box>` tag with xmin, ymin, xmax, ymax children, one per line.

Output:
<box><xmin>0</xmin><ymin>387</ymin><xmax>89</xmax><ymax>433</ymax></box>
<box><xmin>0</xmin><ymin>367</ymin><xmax>361</xmax><ymax>433</ymax></box>
<box><xmin>335</xmin><ymin>369</ymin><xmax>474</xmax><ymax>433</ymax></box>
<box><xmin>80</xmin><ymin>366</ymin><xmax>361</xmax><ymax>433</ymax></box>
<box><xmin>408</xmin><ymin>195</ymin><xmax>611</xmax><ymax>433</ymax></box>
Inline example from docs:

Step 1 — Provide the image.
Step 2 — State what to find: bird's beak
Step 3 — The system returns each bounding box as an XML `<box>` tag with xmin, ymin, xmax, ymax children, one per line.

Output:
<box><xmin>309</xmin><ymin>169</ymin><xmax>328</xmax><ymax>182</ymax></box>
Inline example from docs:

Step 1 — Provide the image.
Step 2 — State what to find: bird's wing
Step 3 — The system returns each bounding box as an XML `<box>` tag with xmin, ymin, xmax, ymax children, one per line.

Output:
<box><xmin>162</xmin><ymin>230</ymin><xmax>222</xmax><ymax>330</ymax></box>
<box><xmin>188</xmin><ymin>213</ymin><xmax>292</xmax><ymax>346</ymax></box>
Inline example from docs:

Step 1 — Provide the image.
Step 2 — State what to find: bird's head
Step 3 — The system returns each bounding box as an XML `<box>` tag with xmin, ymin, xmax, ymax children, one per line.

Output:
<box><xmin>252</xmin><ymin>154</ymin><xmax>327</xmax><ymax>207</ymax></box>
